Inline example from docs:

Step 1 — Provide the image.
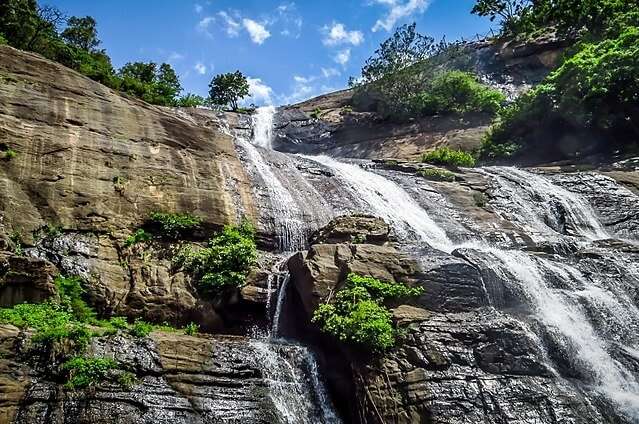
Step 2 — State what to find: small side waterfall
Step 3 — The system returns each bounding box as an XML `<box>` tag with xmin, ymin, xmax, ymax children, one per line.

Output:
<box><xmin>480</xmin><ymin>167</ymin><xmax>611</xmax><ymax>241</ymax></box>
<box><xmin>235</xmin><ymin>108</ymin><xmax>341</xmax><ymax>424</ymax></box>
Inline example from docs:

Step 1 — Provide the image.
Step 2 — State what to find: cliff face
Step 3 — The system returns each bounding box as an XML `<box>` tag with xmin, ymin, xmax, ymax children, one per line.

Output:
<box><xmin>274</xmin><ymin>35</ymin><xmax>568</xmax><ymax>161</ymax></box>
<box><xmin>0</xmin><ymin>45</ymin><xmax>263</xmax><ymax>327</ymax></box>
<box><xmin>2</xmin><ymin>41</ymin><xmax>639</xmax><ymax>424</ymax></box>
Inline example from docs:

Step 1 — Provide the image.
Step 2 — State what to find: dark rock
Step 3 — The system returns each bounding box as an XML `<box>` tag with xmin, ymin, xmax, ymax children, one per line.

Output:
<box><xmin>309</xmin><ymin>214</ymin><xmax>390</xmax><ymax>246</ymax></box>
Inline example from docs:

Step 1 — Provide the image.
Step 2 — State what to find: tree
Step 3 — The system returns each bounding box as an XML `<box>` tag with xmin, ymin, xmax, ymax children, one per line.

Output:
<box><xmin>208</xmin><ymin>71</ymin><xmax>250</xmax><ymax>111</ymax></box>
<box><xmin>61</xmin><ymin>16</ymin><xmax>99</xmax><ymax>51</ymax></box>
<box><xmin>471</xmin><ymin>0</ymin><xmax>531</xmax><ymax>34</ymax></box>
<box><xmin>155</xmin><ymin>63</ymin><xmax>182</xmax><ymax>105</ymax></box>
<box><xmin>117</xmin><ymin>62</ymin><xmax>182</xmax><ymax>106</ymax></box>
<box><xmin>0</xmin><ymin>0</ymin><xmax>65</xmax><ymax>51</ymax></box>
<box><xmin>177</xmin><ymin>93</ymin><xmax>207</xmax><ymax>108</ymax></box>
<box><xmin>352</xmin><ymin>23</ymin><xmax>435</xmax><ymax>85</ymax></box>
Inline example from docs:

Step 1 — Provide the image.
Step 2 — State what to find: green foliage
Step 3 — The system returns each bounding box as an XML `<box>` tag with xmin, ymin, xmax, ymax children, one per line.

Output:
<box><xmin>61</xmin><ymin>16</ymin><xmax>99</xmax><ymax>51</ymax></box>
<box><xmin>129</xmin><ymin>319</ymin><xmax>153</xmax><ymax>338</ymax></box>
<box><xmin>112</xmin><ymin>176</ymin><xmax>127</xmax><ymax>194</ymax></box>
<box><xmin>0</xmin><ymin>302</ymin><xmax>91</xmax><ymax>348</ymax></box>
<box><xmin>473</xmin><ymin>192</ymin><xmax>488</xmax><ymax>207</ymax></box>
<box><xmin>118</xmin><ymin>62</ymin><xmax>183</xmax><ymax>106</ymax></box>
<box><xmin>44</xmin><ymin>222</ymin><xmax>62</xmax><ymax>237</ymax></box>
<box><xmin>422</xmin><ymin>147</ymin><xmax>476</xmax><ymax>168</ymax></box>
<box><xmin>0</xmin><ymin>0</ymin><xmax>185</xmax><ymax>106</ymax></box>
<box><xmin>310</xmin><ymin>108</ymin><xmax>322</xmax><ymax>119</ymax></box>
<box><xmin>124</xmin><ymin>229</ymin><xmax>151</xmax><ymax>248</ymax></box>
<box><xmin>208</xmin><ymin>71</ymin><xmax>249</xmax><ymax>111</ymax></box>
<box><xmin>184</xmin><ymin>322</ymin><xmax>199</xmax><ymax>336</ymax></box>
<box><xmin>9</xmin><ymin>231</ymin><xmax>23</xmax><ymax>256</ymax></box>
<box><xmin>149</xmin><ymin>212</ymin><xmax>202</xmax><ymax>239</ymax></box>
<box><xmin>417</xmin><ymin>168</ymin><xmax>456</xmax><ymax>182</ymax></box>
<box><xmin>117</xmin><ymin>371</ymin><xmax>137</xmax><ymax>389</ymax></box>
<box><xmin>177</xmin><ymin>93</ymin><xmax>207</xmax><ymax>108</ymax></box>
<box><xmin>55</xmin><ymin>276</ymin><xmax>96</xmax><ymax>323</ymax></box>
<box><xmin>352</xmin><ymin>23</ymin><xmax>436</xmax><ymax>86</ymax></box>
<box><xmin>0</xmin><ymin>33</ymin><xmax>7</xmax><ymax>45</ymax></box>
<box><xmin>175</xmin><ymin>221</ymin><xmax>257</xmax><ymax>295</ymax></box>
<box><xmin>484</xmin><ymin>26</ymin><xmax>639</xmax><ymax>160</ymax></box>
<box><xmin>412</xmin><ymin>71</ymin><xmax>505</xmax><ymax>116</ymax></box>
<box><xmin>3</xmin><ymin>148</ymin><xmax>17</xmax><ymax>160</ymax></box>
<box><xmin>471</xmin><ymin>0</ymin><xmax>532</xmax><ymax>35</ymax></box>
<box><xmin>63</xmin><ymin>356</ymin><xmax>118</xmax><ymax>389</ymax></box>
<box><xmin>312</xmin><ymin>273</ymin><xmax>423</xmax><ymax>353</ymax></box>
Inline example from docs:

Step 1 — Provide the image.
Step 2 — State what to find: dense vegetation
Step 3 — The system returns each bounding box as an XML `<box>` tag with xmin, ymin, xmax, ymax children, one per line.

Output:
<box><xmin>422</xmin><ymin>147</ymin><xmax>477</xmax><ymax>168</ymax></box>
<box><xmin>312</xmin><ymin>274</ymin><xmax>423</xmax><ymax>353</ymax></box>
<box><xmin>148</xmin><ymin>212</ymin><xmax>202</xmax><ymax>240</ymax></box>
<box><xmin>175</xmin><ymin>222</ymin><xmax>257</xmax><ymax>296</ymax></box>
<box><xmin>0</xmin><ymin>0</ymin><xmax>252</xmax><ymax>109</ymax></box>
<box><xmin>477</xmin><ymin>0</ymin><xmax>639</xmax><ymax>161</ymax></box>
<box><xmin>0</xmin><ymin>275</ymin><xmax>197</xmax><ymax>389</ymax></box>
<box><xmin>350</xmin><ymin>24</ymin><xmax>502</xmax><ymax>121</ymax></box>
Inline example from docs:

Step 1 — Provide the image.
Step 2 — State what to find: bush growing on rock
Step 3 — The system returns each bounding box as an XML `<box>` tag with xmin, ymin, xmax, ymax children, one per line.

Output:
<box><xmin>422</xmin><ymin>147</ymin><xmax>476</xmax><ymax>168</ymax></box>
<box><xmin>149</xmin><ymin>212</ymin><xmax>202</xmax><ymax>239</ymax></box>
<box><xmin>124</xmin><ymin>228</ymin><xmax>151</xmax><ymax>248</ymax></box>
<box><xmin>175</xmin><ymin>221</ymin><xmax>257</xmax><ymax>295</ymax></box>
<box><xmin>312</xmin><ymin>273</ymin><xmax>423</xmax><ymax>353</ymax></box>
<box><xmin>417</xmin><ymin>168</ymin><xmax>456</xmax><ymax>182</ymax></box>
<box><xmin>63</xmin><ymin>356</ymin><xmax>119</xmax><ymax>390</ymax></box>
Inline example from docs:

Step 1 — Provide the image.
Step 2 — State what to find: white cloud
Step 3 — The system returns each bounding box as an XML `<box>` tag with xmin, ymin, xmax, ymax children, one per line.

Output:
<box><xmin>218</xmin><ymin>11</ymin><xmax>242</xmax><ymax>37</ymax></box>
<box><xmin>334</xmin><ymin>49</ymin><xmax>351</xmax><ymax>66</ymax></box>
<box><xmin>322</xmin><ymin>22</ymin><xmax>364</xmax><ymax>46</ymax></box>
<box><xmin>243</xmin><ymin>18</ymin><xmax>271</xmax><ymax>44</ymax></box>
<box><xmin>371</xmin><ymin>0</ymin><xmax>431</xmax><ymax>32</ymax></box>
<box><xmin>244</xmin><ymin>77</ymin><xmax>274</xmax><ymax>106</ymax></box>
<box><xmin>321</xmin><ymin>67</ymin><xmax>341</xmax><ymax>78</ymax></box>
<box><xmin>197</xmin><ymin>16</ymin><xmax>216</xmax><ymax>37</ymax></box>
<box><xmin>167</xmin><ymin>52</ymin><xmax>185</xmax><ymax>63</ymax></box>
<box><xmin>194</xmin><ymin>4</ymin><xmax>203</xmax><ymax>14</ymax></box>
<box><xmin>194</xmin><ymin>62</ymin><xmax>207</xmax><ymax>75</ymax></box>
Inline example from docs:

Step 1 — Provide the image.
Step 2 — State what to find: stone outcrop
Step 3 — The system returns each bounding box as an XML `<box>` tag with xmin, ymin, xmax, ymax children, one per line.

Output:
<box><xmin>287</xmin><ymin>215</ymin><xmax>607</xmax><ymax>423</ymax></box>
<box><xmin>0</xmin><ymin>45</ymin><xmax>267</xmax><ymax>325</ymax></box>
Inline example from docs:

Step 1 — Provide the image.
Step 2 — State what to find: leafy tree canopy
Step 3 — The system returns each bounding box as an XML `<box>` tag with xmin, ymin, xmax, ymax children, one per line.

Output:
<box><xmin>208</xmin><ymin>71</ymin><xmax>250</xmax><ymax>111</ymax></box>
<box><xmin>61</xmin><ymin>16</ymin><xmax>99</xmax><ymax>51</ymax></box>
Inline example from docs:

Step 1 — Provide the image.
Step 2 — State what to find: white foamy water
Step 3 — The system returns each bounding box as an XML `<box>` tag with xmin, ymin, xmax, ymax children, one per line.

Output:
<box><xmin>306</xmin><ymin>155</ymin><xmax>453</xmax><ymax>252</ymax></box>
<box><xmin>253</xmin><ymin>105</ymin><xmax>276</xmax><ymax>149</ymax></box>
<box><xmin>481</xmin><ymin>167</ymin><xmax>610</xmax><ymax>241</ymax></box>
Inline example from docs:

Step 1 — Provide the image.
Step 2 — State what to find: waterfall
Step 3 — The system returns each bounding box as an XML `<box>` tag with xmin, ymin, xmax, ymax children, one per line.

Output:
<box><xmin>480</xmin><ymin>167</ymin><xmax>610</xmax><ymax>241</ymax></box>
<box><xmin>298</xmin><ymin>155</ymin><xmax>639</xmax><ymax>420</ymax></box>
<box><xmin>253</xmin><ymin>105</ymin><xmax>276</xmax><ymax>149</ymax></box>
<box><xmin>232</xmin><ymin>108</ymin><xmax>342</xmax><ymax>423</ymax></box>
<box><xmin>306</xmin><ymin>155</ymin><xmax>453</xmax><ymax>252</ymax></box>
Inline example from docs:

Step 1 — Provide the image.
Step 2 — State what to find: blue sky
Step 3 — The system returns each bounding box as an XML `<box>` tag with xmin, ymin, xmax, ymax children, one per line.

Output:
<box><xmin>48</xmin><ymin>0</ymin><xmax>495</xmax><ymax>105</ymax></box>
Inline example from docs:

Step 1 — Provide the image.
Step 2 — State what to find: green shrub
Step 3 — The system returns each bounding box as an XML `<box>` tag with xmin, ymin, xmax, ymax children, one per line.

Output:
<box><xmin>184</xmin><ymin>322</ymin><xmax>199</xmax><ymax>336</ymax></box>
<box><xmin>129</xmin><ymin>319</ymin><xmax>153</xmax><ymax>338</ymax></box>
<box><xmin>412</xmin><ymin>71</ymin><xmax>505</xmax><ymax>116</ymax></box>
<box><xmin>0</xmin><ymin>302</ymin><xmax>91</xmax><ymax>349</ymax></box>
<box><xmin>310</xmin><ymin>108</ymin><xmax>322</xmax><ymax>119</ymax></box>
<box><xmin>422</xmin><ymin>147</ymin><xmax>476</xmax><ymax>168</ymax></box>
<box><xmin>117</xmin><ymin>371</ymin><xmax>137</xmax><ymax>389</ymax></box>
<box><xmin>473</xmin><ymin>192</ymin><xmax>488</xmax><ymax>207</ymax></box>
<box><xmin>0</xmin><ymin>33</ymin><xmax>7</xmax><ymax>45</ymax></box>
<box><xmin>2</xmin><ymin>148</ymin><xmax>17</xmax><ymax>160</ymax></box>
<box><xmin>9</xmin><ymin>231</ymin><xmax>23</xmax><ymax>256</ymax></box>
<box><xmin>149</xmin><ymin>212</ymin><xmax>201</xmax><ymax>239</ymax></box>
<box><xmin>124</xmin><ymin>229</ymin><xmax>151</xmax><ymax>248</ymax></box>
<box><xmin>63</xmin><ymin>356</ymin><xmax>118</xmax><ymax>390</ymax></box>
<box><xmin>417</xmin><ymin>168</ymin><xmax>456</xmax><ymax>182</ymax></box>
<box><xmin>175</xmin><ymin>221</ymin><xmax>257</xmax><ymax>295</ymax></box>
<box><xmin>483</xmin><ymin>27</ymin><xmax>639</xmax><ymax>160</ymax></box>
<box><xmin>56</xmin><ymin>276</ymin><xmax>96</xmax><ymax>323</ymax></box>
<box><xmin>312</xmin><ymin>273</ymin><xmax>423</xmax><ymax>353</ymax></box>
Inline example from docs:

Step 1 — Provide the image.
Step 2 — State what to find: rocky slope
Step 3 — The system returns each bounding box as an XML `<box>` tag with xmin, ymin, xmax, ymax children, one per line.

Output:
<box><xmin>274</xmin><ymin>35</ymin><xmax>569</xmax><ymax>161</ymax></box>
<box><xmin>2</xmin><ymin>40</ymin><xmax>639</xmax><ymax>424</ymax></box>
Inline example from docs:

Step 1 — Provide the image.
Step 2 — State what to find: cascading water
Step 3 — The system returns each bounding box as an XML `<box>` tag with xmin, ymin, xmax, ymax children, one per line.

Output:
<box><xmin>307</xmin><ymin>155</ymin><xmax>453</xmax><ymax>252</ymax></box>
<box><xmin>299</xmin><ymin>154</ymin><xmax>639</xmax><ymax>421</ymax></box>
<box><xmin>233</xmin><ymin>108</ymin><xmax>341</xmax><ymax>424</ymax></box>
<box><xmin>480</xmin><ymin>166</ymin><xmax>611</xmax><ymax>241</ymax></box>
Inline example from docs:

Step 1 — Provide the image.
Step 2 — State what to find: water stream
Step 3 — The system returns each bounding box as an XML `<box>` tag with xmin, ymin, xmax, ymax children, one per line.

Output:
<box><xmin>234</xmin><ymin>106</ymin><xmax>639</xmax><ymax>422</ymax></box>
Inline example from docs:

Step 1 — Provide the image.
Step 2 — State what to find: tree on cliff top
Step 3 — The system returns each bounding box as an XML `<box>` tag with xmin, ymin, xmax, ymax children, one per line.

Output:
<box><xmin>61</xmin><ymin>16</ymin><xmax>100</xmax><ymax>51</ymax></box>
<box><xmin>208</xmin><ymin>71</ymin><xmax>250</xmax><ymax>111</ymax></box>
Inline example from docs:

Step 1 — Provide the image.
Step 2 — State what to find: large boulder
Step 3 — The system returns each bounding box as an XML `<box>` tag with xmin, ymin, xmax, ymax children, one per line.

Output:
<box><xmin>309</xmin><ymin>214</ymin><xmax>390</xmax><ymax>245</ymax></box>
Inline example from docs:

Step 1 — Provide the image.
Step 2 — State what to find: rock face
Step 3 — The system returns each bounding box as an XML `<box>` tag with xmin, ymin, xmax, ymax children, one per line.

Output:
<box><xmin>274</xmin><ymin>35</ymin><xmax>567</xmax><ymax>161</ymax></box>
<box><xmin>0</xmin><ymin>45</ymin><xmax>264</xmax><ymax>325</ymax></box>
<box><xmin>1</xmin><ymin>327</ymin><xmax>291</xmax><ymax>424</ymax></box>
<box><xmin>287</xmin><ymin>215</ymin><xmax>608</xmax><ymax>424</ymax></box>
